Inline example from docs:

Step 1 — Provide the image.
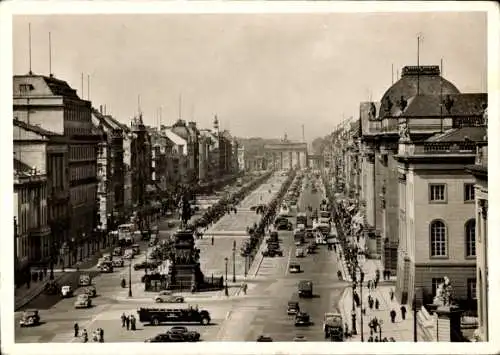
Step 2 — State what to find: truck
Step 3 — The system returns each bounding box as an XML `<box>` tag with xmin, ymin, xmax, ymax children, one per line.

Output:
<box><xmin>137</xmin><ymin>306</ymin><xmax>211</xmax><ymax>326</ymax></box>
<box><xmin>298</xmin><ymin>280</ymin><xmax>313</xmax><ymax>298</ymax></box>
<box><xmin>323</xmin><ymin>313</ymin><xmax>344</xmax><ymax>341</ymax></box>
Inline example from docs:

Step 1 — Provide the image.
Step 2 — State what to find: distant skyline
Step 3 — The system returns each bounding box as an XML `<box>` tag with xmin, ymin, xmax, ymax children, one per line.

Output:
<box><xmin>13</xmin><ymin>12</ymin><xmax>487</xmax><ymax>141</ymax></box>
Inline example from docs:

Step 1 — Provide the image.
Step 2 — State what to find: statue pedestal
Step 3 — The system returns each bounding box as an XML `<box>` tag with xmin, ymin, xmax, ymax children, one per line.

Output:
<box><xmin>435</xmin><ymin>305</ymin><xmax>463</xmax><ymax>342</ymax></box>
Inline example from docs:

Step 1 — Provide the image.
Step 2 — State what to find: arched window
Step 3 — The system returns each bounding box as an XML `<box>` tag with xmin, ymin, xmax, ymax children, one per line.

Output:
<box><xmin>430</xmin><ymin>220</ymin><xmax>447</xmax><ymax>257</ymax></box>
<box><xmin>465</xmin><ymin>219</ymin><xmax>476</xmax><ymax>257</ymax></box>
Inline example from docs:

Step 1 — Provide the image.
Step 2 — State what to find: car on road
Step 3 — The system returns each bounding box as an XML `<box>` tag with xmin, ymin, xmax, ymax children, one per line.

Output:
<box><xmin>137</xmin><ymin>306</ymin><xmax>211</xmax><ymax>326</ymax></box>
<box><xmin>293</xmin><ymin>335</ymin><xmax>307</xmax><ymax>342</ymax></box>
<box><xmin>113</xmin><ymin>247</ymin><xmax>123</xmax><ymax>256</ymax></box>
<box><xmin>295</xmin><ymin>312</ymin><xmax>311</xmax><ymax>326</ymax></box>
<box><xmin>135</xmin><ymin>260</ymin><xmax>161</xmax><ymax>270</ymax></box>
<box><xmin>289</xmin><ymin>263</ymin><xmax>301</xmax><ymax>273</ymax></box>
<box><xmin>262</xmin><ymin>247</ymin><xmax>283</xmax><ymax>257</ymax></box>
<box><xmin>298</xmin><ymin>280</ymin><xmax>313</xmax><ymax>298</ymax></box>
<box><xmin>274</xmin><ymin>217</ymin><xmax>293</xmax><ymax>231</ymax></box>
<box><xmin>287</xmin><ymin>301</ymin><xmax>300</xmax><ymax>315</ymax></box>
<box><xmin>19</xmin><ymin>310</ymin><xmax>40</xmax><ymax>327</ymax></box>
<box><xmin>256</xmin><ymin>335</ymin><xmax>273</xmax><ymax>342</ymax></box>
<box><xmin>61</xmin><ymin>285</ymin><xmax>73</xmax><ymax>298</ymax></box>
<box><xmin>295</xmin><ymin>248</ymin><xmax>305</xmax><ymax>258</ymax></box>
<box><xmin>112</xmin><ymin>258</ymin><xmax>124</xmax><ymax>267</ymax></box>
<box><xmin>144</xmin><ymin>333</ymin><xmax>172</xmax><ymax>342</ymax></box>
<box><xmin>323</xmin><ymin>313</ymin><xmax>344</xmax><ymax>341</ymax></box>
<box><xmin>74</xmin><ymin>294</ymin><xmax>92</xmax><ymax>308</ymax></box>
<box><xmin>79</xmin><ymin>274</ymin><xmax>92</xmax><ymax>286</ymax></box>
<box><xmin>84</xmin><ymin>285</ymin><xmax>97</xmax><ymax>297</ymax></box>
<box><xmin>99</xmin><ymin>261</ymin><xmax>114</xmax><ymax>273</ymax></box>
<box><xmin>167</xmin><ymin>326</ymin><xmax>201</xmax><ymax>342</ymax></box>
<box><xmin>154</xmin><ymin>291</ymin><xmax>184</xmax><ymax>303</ymax></box>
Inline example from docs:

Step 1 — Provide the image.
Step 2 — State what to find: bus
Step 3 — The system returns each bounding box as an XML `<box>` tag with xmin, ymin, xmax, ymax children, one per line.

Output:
<box><xmin>118</xmin><ymin>223</ymin><xmax>136</xmax><ymax>246</ymax></box>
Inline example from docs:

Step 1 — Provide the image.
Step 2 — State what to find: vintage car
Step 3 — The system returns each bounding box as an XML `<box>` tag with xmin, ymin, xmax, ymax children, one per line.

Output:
<box><xmin>256</xmin><ymin>335</ymin><xmax>273</xmax><ymax>342</ymax></box>
<box><xmin>167</xmin><ymin>326</ymin><xmax>201</xmax><ymax>342</ymax></box>
<box><xmin>112</xmin><ymin>257</ymin><xmax>124</xmax><ymax>267</ymax></box>
<box><xmin>289</xmin><ymin>263</ymin><xmax>301</xmax><ymax>274</ymax></box>
<box><xmin>287</xmin><ymin>301</ymin><xmax>300</xmax><ymax>315</ymax></box>
<box><xmin>79</xmin><ymin>274</ymin><xmax>92</xmax><ymax>287</ymax></box>
<box><xmin>84</xmin><ymin>285</ymin><xmax>97</xmax><ymax>297</ymax></box>
<box><xmin>295</xmin><ymin>312</ymin><xmax>311</xmax><ymax>326</ymax></box>
<box><xmin>123</xmin><ymin>249</ymin><xmax>135</xmax><ymax>259</ymax></box>
<box><xmin>99</xmin><ymin>261</ymin><xmax>114</xmax><ymax>273</ymax></box>
<box><xmin>19</xmin><ymin>310</ymin><xmax>40</xmax><ymax>327</ymax></box>
<box><xmin>61</xmin><ymin>285</ymin><xmax>73</xmax><ymax>298</ymax></box>
<box><xmin>293</xmin><ymin>335</ymin><xmax>307</xmax><ymax>342</ymax></box>
<box><xmin>295</xmin><ymin>248</ymin><xmax>305</xmax><ymax>258</ymax></box>
<box><xmin>113</xmin><ymin>247</ymin><xmax>123</xmax><ymax>256</ymax></box>
<box><xmin>154</xmin><ymin>291</ymin><xmax>185</xmax><ymax>303</ymax></box>
<box><xmin>74</xmin><ymin>294</ymin><xmax>92</xmax><ymax>308</ymax></box>
<box><xmin>131</xmin><ymin>244</ymin><xmax>141</xmax><ymax>255</ymax></box>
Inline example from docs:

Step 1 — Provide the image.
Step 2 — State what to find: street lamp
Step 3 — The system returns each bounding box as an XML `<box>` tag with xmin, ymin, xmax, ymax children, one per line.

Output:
<box><xmin>412</xmin><ymin>289</ymin><xmax>420</xmax><ymax>342</ymax></box>
<box><xmin>351</xmin><ymin>282</ymin><xmax>357</xmax><ymax>335</ymax></box>
<box><xmin>244</xmin><ymin>254</ymin><xmax>248</xmax><ymax>278</ymax></box>
<box><xmin>232</xmin><ymin>240</ymin><xmax>236</xmax><ymax>283</ymax></box>
<box><xmin>224</xmin><ymin>257</ymin><xmax>229</xmax><ymax>296</ymax></box>
<box><xmin>128</xmin><ymin>260</ymin><xmax>133</xmax><ymax>297</ymax></box>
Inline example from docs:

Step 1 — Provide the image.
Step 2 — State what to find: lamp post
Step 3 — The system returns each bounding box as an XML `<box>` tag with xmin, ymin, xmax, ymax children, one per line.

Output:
<box><xmin>232</xmin><ymin>240</ymin><xmax>236</xmax><ymax>283</ymax></box>
<box><xmin>224</xmin><ymin>257</ymin><xmax>229</xmax><ymax>296</ymax></box>
<box><xmin>351</xmin><ymin>281</ymin><xmax>357</xmax><ymax>335</ymax></box>
<box><xmin>128</xmin><ymin>260</ymin><xmax>133</xmax><ymax>297</ymax></box>
<box><xmin>244</xmin><ymin>254</ymin><xmax>248</xmax><ymax>278</ymax></box>
<box><xmin>412</xmin><ymin>290</ymin><xmax>419</xmax><ymax>342</ymax></box>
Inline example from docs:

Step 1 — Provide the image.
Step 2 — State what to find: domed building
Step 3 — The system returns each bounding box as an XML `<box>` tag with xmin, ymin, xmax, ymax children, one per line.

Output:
<box><xmin>356</xmin><ymin>64</ymin><xmax>487</xmax><ymax>308</ymax></box>
<box><xmin>378</xmin><ymin>66</ymin><xmax>460</xmax><ymax>118</ymax></box>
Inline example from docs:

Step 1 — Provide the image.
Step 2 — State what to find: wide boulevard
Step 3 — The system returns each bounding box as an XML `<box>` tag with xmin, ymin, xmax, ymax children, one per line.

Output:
<box><xmin>14</xmin><ymin>171</ymin><xmax>349</xmax><ymax>342</ymax></box>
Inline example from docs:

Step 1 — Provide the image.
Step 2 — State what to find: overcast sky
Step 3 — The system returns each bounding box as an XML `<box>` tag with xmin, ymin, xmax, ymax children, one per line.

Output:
<box><xmin>12</xmin><ymin>12</ymin><xmax>487</xmax><ymax>141</ymax></box>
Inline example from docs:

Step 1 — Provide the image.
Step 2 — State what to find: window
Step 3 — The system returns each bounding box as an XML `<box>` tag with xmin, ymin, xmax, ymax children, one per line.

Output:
<box><xmin>464</xmin><ymin>183</ymin><xmax>475</xmax><ymax>202</ymax></box>
<box><xmin>430</xmin><ymin>220</ymin><xmax>447</xmax><ymax>257</ymax></box>
<box><xmin>467</xmin><ymin>278</ymin><xmax>477</xmax><ymax>300</ymax></box>
<box><xmin>429</xmin><ymin>184</ymin><xmax>446</xmax><ymax>202</ymax></box>
<box><xmin>432</xmin><ymin>277</ymin><xmax>445</xmax><ymax>298</ymax></box>
<box><xmin>465</xmin><ymin>219</ymin><xmax>476</xmax><ymax>257</ymax></box>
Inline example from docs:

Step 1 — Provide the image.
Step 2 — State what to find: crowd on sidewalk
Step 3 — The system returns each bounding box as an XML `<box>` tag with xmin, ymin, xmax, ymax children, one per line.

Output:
<box><xmin>332</xmin><ymin>197</ymin><xmax>418</xmax><ymax>342</ymax></box>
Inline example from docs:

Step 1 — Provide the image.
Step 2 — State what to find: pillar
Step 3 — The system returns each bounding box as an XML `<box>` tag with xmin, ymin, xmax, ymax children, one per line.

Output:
<box><xmin>296</xmin><ymin>151</ymin><xmax>301</xmax><ymax>169</ymax></box>
<box><xmin>288</xmin><ymin>151</ymin><xmax>293</xmax><ymax>170</ymax></box>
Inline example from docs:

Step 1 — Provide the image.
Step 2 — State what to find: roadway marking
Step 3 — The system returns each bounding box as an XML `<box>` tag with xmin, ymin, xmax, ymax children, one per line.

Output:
<box><xmin>284</xmin><ymin>245</ymin><xmax>294</xmax><ymax>276</ymax></box>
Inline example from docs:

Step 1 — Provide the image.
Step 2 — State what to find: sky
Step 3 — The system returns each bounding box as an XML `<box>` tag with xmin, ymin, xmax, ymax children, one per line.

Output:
<box><xmin>12</xmin><ymin>12</ymin><xmax>487</xmax><ymax>142</ymax></box>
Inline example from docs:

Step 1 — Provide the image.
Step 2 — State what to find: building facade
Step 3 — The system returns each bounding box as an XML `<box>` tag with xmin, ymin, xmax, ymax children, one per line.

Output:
<box><xmin>466</xmin><ymin>112</ymin><xmax>488</xmax><ymax>341</ymax></box>
<box><xmin>13</xmin><ymin>74</ymin><xmax>99</xmax><ymax>262</ymax></box>
<box><xmin>237</xmin><ymin>146</ymin><xmax>246</xmax><ymax>172</ymax></box>
<box><xmin>13</xmin><ymin>119</ymin><xmax>69</xmax><ymax>280</ymax></box>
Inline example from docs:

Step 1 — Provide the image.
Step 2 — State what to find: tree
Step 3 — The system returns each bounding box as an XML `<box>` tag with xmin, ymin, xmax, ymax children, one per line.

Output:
<box><xmin>311</xmin><ymin>137</ymin><xmax>327</xmax><ymax>155</ymax></box>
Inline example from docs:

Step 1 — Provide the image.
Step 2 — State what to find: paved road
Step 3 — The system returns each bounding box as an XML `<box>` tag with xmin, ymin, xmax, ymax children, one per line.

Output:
<box><xmin>213</xmin><ymin>174</ymin><xmax>349</xmax><ymax>341</ymax></box>
<box><xmin>207</xmin><ymin>174</ymin><xmax>288</xmax><ymax>235</ymax></box>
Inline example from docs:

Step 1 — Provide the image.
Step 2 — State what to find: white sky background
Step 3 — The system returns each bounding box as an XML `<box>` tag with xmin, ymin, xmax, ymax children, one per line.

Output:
<box><xmin>12</xmin><ymin>12</ymin><xmax>486</xmax><ymax>141</ymax></box>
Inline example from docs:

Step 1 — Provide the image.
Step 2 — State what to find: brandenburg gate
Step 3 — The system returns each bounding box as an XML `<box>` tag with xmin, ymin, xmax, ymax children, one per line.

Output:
<box><xmin>264</xmin><ymin>134</ymin><xmax>308</xmax><ymax>170</ymax></box>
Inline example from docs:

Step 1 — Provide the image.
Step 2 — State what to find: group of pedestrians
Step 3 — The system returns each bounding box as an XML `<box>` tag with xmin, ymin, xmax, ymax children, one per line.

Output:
<box><xmin>121</xmin><ymin>313</ymin><xmax>137</xmax><ymax>330</ymax></box>
<box><xmin>74</xmin><ymin>322</ymin><xmax>104</xmax><ymax>343</ymax></box>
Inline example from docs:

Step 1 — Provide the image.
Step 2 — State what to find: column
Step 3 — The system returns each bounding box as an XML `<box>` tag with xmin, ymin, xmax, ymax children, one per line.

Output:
<box><xmin>296</xmin><ymin>151</ymin><xmax>301</xmax><ymax>169</ymax></box>
<box><xmin>288</xmin><ymin>151</ymin><xmax>293</xmax><ymax>170</ymax></box>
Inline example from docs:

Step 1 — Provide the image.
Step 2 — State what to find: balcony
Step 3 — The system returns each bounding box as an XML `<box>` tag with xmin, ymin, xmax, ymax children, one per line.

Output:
<box><xmin>398</xmin><ymin>141</ymin><xmax>477</xmax><ymax>157</ymax></box>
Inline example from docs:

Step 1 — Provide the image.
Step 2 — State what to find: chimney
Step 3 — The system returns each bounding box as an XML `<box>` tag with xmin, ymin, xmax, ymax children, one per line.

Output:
<box><xmin>99</xmin><ymin>105</ymin><xmax>103</xmax><ymax>114</ymax></box>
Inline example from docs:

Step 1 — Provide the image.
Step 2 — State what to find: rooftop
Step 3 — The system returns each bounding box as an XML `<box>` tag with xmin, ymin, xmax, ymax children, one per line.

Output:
<box><xmin>402</xmin><ymin>93</ymin><xmax>487</xmax><ymax>117</ymax></box>
<box><xmin>14</xmin><ymin>74</ymin><xmax>80</xmax><ymax>99</ymax></box>
<box><xmin>13</xmin><ymin>118</ymin><xmax>60</xmax><ymax>137</ymax></box>
<box><xmin>426</xmin><ymin>126</ymin><xmax>487</xmax><ymax>143</ymax></box>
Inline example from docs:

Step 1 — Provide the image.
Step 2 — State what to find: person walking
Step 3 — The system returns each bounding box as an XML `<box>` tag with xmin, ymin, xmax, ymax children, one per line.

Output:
<box><xmin>82</xmin><ymin>329</ymin><xmax>88</xmax><ymax>343</ymax></box>
<box><xmin>390</xmin><ymin>309</ymin><xmax>397</xmax><ymax>323</ymax></box>
<box><xmin>74</xmin><ymin>322</ymin><xmax>79</xmax><ymax>337</ymax></box>
<box><xmin>121</xmin><ymin>313</ymin><xmax>126</xmax><ymax>328</ymax></box>
<box><xmin>131</xmin><ymin>315</ymin><xmax>136</xmax><ymax>331</ymax></box>
<box><xmin>125</xmin><ymin>315</ymin><xmax>130</xmax><ymax>330</ymax></box>
<box><xmin>390</xmin><ymin>288</ymin><xmax>395</xmax><ymax>301</ymax></box>
<box><xmin>400</xmin><ymin>305</ymin><xmax>407</xmax><ymax>320</ymax></box>
<box><xmin>375</xmin><ymin>298</ymin><xmax>380</xmax><ymax>310</ymax></box>
<box><xmin>99</xmin><ymin>328</ymin><xmax>104</xmax><ymax>342</ymax></box>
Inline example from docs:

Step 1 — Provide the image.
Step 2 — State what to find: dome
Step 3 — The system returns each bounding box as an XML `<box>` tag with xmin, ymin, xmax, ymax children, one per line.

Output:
<box><xmin>379</xmin><ymin>65</ymin><xmax>460</xmax><ymax>118</ymax></box>
<box><xmin>171</xmin><ymin>119</ymin><xmax>190</xmax><ymax>140</ymax></box>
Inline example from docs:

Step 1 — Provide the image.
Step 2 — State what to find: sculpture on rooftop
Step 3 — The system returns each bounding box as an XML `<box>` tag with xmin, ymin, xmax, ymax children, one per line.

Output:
<box><xmin>398</xmin><ymin>121</ymin><xmax>410</xmax><ymax>142</ymax></box>
<box><xmin>433</xmin><ymin>276</ymin><xmax>454</xmax><ymax>306</ymax></box>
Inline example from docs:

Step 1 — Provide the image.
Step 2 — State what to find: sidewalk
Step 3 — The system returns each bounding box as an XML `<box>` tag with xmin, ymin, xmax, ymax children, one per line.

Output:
<box><xmin>339</xmin><ymin>283</ymin><xmax>429</xmax><ymax>342</ymax></box>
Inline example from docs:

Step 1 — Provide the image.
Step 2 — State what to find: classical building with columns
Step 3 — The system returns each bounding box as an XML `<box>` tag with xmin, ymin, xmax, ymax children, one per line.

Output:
<box><xmin>264</xmin><ymin>134</ymin><xmax>308</xmax><ymax>170</ymax></box>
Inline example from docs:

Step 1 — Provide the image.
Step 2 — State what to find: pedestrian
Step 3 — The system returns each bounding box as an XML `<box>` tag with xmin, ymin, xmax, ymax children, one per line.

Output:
<box><xmin>92</xmin><ymin>330</ymin><xmax>98</xmax><ymax>342</ymax></box>
<box><xmin>242</xmin><ymin>282</ymin><xmax>247</xmax><ymax>295</ymax></box>
<box><xmin>367</xmin><ymin>280</ymin><xmax>372</xmax><ymax>290</ymax></box>
<box><xmin>132</xmin><ymin>315</ymin><xmax>137</xmax><ymax>330</ymax></box>
<box><xmin>126</xmin><ymin>315</ymin><xmax>130</xmax><ymax>330</ymax></box>
<box><xmin>390</xmin><ymin>309</ymin><xmax>397</xmax><ymax>323</ymax></box>
<box><xmin>383</xmin><ymin>337</ymin><xmax>388</xmax><ymax>342</ymax></box>
<box><xmin>375</xmin><ymin>336</ymin><xmax>379</xmax><ymax>342</ymax></box>
<box><xmin>368</xmin><ymin>298</ymin><xmax>374</xmax><ymax>310</ymax></box>
<box><xmin>74</xmin><ymin>322</ymin><xmax>79</xmax><ymax>337</ymax></box>
<box><xmin>337</xmin><ymin>270</ymin><xmax>342</xmax><ymax>280</ymax></box>
<box><xmin>375</xmin><ymin>298</ymin><xmax>380</xmax><ymax>310</ymax></box>
<box><xmin>390</xmin><ymin>288</ymin><xmax>395</xmax><ymax>301</ymax></box>
<box><xmin>99</xmin><ymin>328</ymin><xmax>104</xmax><ymax>342</ymax></box>
<box><xmin>400</xmin><ymin>305</ymin><xmax>407</xmax><ymax>320</ymax></box>
<box><xmin>211</xmin><ymin>236</ymin><xmax>214</xmax><ymax>246</ymax></box>
<box><xmin>82</xmin><ymin>329</ymin><xmax>88</xmax><ymax>343</ymax></box>
<box><xmin>368</xmin><ymin>335</ymin><xmax>374</xmax><ymax>342</ymax></box>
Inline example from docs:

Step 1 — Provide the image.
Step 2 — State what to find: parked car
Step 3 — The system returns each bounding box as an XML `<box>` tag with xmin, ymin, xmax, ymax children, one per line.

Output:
<box><xmin>19</xmin><ymin>310</ymin><xmax>40</xmax><ymax>327</ymax></box>
<box><xmin>154</xmin><ymin>291</ymin><xmax>184</xmax><ymax>303</ymax></box>
<box><xmin>74</xmin><ymin>294</ymin><xmax>92</xmax><ymax>308</ymax></box>
<box><xmin>113</xmin><ymin>247</ymin><xmax>123</xmax><ymax>256</ymax></box>
<box><xmin>289</xmin><ymin>263</ymin><xmax>301</xmax><ymax>273</ymax></box>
